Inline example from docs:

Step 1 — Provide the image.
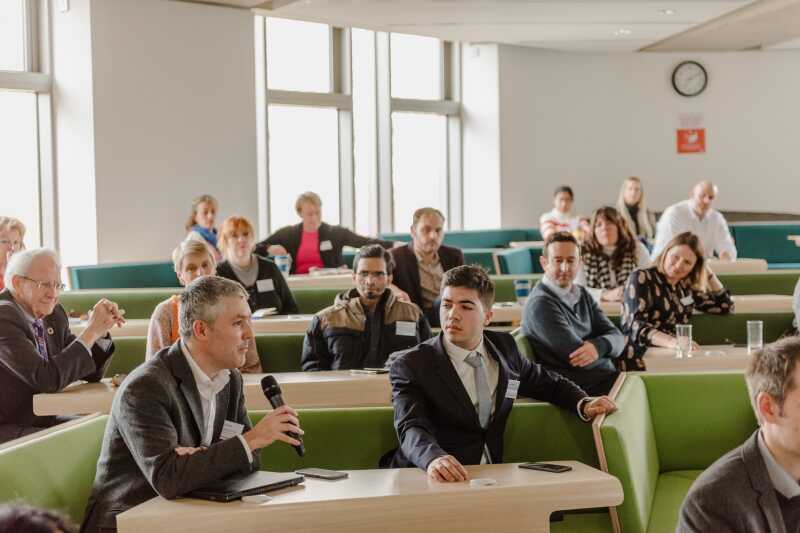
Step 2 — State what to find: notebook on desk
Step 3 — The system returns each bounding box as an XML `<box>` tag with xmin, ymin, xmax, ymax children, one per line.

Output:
<box><xmin>189</xmin><ymin>471</ymin><xmax>305</xmax><ymax>502</ymax></box>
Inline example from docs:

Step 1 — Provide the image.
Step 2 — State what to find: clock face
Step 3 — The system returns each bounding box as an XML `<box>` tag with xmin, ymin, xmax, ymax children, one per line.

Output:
<box><xmin>672</xmin><ymin>61</ymin><xmax>708</xmax><ymax>97</ymax></box>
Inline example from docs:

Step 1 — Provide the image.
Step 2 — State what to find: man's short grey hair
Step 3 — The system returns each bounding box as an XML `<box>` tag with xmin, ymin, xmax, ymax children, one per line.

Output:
<box><xmin>179</xmin><ymin>276</ymin><xmax>248</xmax><ymax>339</ymax></box>
<box><xmin>4</xmin><ymin>248</ymin><xmax>60</xmax><ymax>291</ymax></box>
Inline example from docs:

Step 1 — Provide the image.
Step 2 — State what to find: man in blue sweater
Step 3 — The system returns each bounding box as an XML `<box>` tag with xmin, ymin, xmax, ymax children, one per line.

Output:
<box><xmin>522</xmin><ymin>232</ymin><xmax>624</xmax><ymax>395</ymax></box>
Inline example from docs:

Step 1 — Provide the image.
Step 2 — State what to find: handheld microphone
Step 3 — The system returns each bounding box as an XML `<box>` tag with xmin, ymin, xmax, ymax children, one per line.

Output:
<box><xmin>260</xmin><ymin>375</ymin><xmax>305</xmax><ymax>457</ymax></box>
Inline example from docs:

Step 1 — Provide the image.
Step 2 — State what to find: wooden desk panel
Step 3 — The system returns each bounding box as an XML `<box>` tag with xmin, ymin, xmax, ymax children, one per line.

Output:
<box><xmin>643</xmin><ymin>344</ymin><xmax>750</xmax><ymax>373</ymax></box>
<box><xmin>117</xmin><ymin>462</ymin><xmax>622</xmax><ymax>533</ymax></box>
<box><xmin>707</xmin><ymin>258</ymin><xmax>768</xmax><ymax>274</ymax></box>
<box><xmin>286</xmin><ymin>273</ymin><xmax>353</xmax><ymax>289</ymax></box>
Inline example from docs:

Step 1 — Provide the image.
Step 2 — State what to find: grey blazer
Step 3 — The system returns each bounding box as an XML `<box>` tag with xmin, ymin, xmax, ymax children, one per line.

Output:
<box><xmin>678</xmin><ymin>430</ymin><xmax>786</xmax><ymax>533</ymax></box>
<box><xmin>0</xmin><ymin>289</ymin><xmax>114</xmax><ymax>442</ymax></box>
<box><xmin>81</xmin><ymin>342</ymin><xmax>259</xmax><ymax>532</ymax></box>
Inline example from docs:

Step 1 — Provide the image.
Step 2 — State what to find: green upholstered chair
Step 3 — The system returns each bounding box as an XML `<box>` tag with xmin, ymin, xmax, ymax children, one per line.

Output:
<box><xmin>68</xmin><ymin>261</ymin><xmax>179</xmax><ymax>289</ymax></box>
<box><xmin>598</xmin><ymin>373</ymin><xmax>757</xmax><ymax>533</ymax></box>
<box><xmin>493</xmin><ymin>247</ymin><xmax>544</xmax><ymax>275</ymax></box>
<box><xmin>463</xmin><ymin>248</ymin><xmax>501</xmax><ymax>273</ymax></box>
<box><xmin>292</xmin><ymin>288</ymin><xmax>340</xmax><ymax>314</ymax></box>
<box><xmin>59</xmin><ymin>288</ymin><xmax>178</xmax><ymax>320</ymax></box>
<box><xmin>104</xmin><ymin>336</ymin><xmax>148</xmax><ymax>377</ymax></box>
<box><xmin>718</xmin><ymin>271</ymin><xmax>800</xmax><ymax>295</ymax></box>
<box><xmin>730</xmin><ymin>224</ymin><xmax>800</xmax><ymax>269</ymax></box>
<box><xmin>379</xmin><ymin>229</ymin><xmax>537</xmax><ymax>249</ymax></box>
<box><xmin>493</xmin><ymin>275</ymin><xmax>543</xmax><ymax>302</ymax></box>
<box><xmin>0</xmin><ymin>415</ymin><xmax>109</xmax><ymax>523</ymax></box>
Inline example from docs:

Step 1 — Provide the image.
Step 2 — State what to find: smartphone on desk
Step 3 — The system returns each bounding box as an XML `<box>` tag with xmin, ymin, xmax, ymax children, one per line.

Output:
<box><xmin>519</xmin><ymin>462</ymin><xmax>572</xmax><ymax>473</ymax></box>
<box><xmin>295</xmin><ymin>468</ymin><xmax>349</xmax><ymax>480</ymax></box>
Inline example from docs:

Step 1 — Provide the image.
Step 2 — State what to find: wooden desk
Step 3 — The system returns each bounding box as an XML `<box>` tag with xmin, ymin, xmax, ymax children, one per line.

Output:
<box><xmin>34</xmin><ymin>371</ymin><xmax>391</xmax><ymax>416</ymax></box>
<box><xmin>707</xmin><ymin>258</ymin><xmax>768</xmax><ymax>274</ymax></box>
<box><xmin>116</xmin><ymin>462</ymin><xmax>623</xmax><ymax>533</ymax></box>
<box><xmin>286</xmin><ymin>273</ymin><xmax>353</xmax><ymax>290</ymax></box>
<box><xmin>643</xmin><ymin>344</ymin><xmax>750</xmax><ymax>372</ymax></box>
<box><xmin>509</xmin><ymin>240</ymin><xmax>545</xmax><ymax>249</ymax></box>
<box><xmin>71</xmin><ymin>315</ymin><xmax>316</xmax><ymax>337</ymax></box>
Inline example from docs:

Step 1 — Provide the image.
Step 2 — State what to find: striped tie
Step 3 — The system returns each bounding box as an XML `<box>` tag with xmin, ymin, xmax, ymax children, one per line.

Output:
<box><xmin>31</xmin><ymin>319</ymin><xmax>49</xmax><ymax>360</ymax></box>
<box><xmin>465</xmin><ymin>352</ymin><xmax>491</xmax><ymax>429</ymax></box>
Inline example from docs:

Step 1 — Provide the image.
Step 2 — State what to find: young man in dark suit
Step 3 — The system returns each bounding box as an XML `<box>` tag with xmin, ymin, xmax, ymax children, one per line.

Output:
<box><xmin>388</xmin><ymin>265</ymin><xmax>616</xmax><ymax>482</ymax></box>
<box><xmin>82</xmin><ymin>277</ymin><xmax>304</xmax><ymax>532</ymax></box>
<box><xmin>389</xmin><ymin>207</ymin><xmax>464</xmax><ymax>327</ymax></box>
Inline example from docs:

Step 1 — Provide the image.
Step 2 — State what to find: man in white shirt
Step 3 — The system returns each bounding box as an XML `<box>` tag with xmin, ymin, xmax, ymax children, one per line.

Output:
<box><xmin>652</xmin><ymin>181</ymin><xmax>737</xmax><ymax>260</ymax></box>
<box><xmin>82</xmin><ymin>276</ymin><xmax>304</xmax><ymax>532</ymax></box>
<box><xmin>387</xmin><ymin>265</ymin><xmax>616</xmax><ymax>482</ymax></box>
<box><xmin>679</xmin><ymin>336</ymin><xmax>800</xmax><ymax>531</ymax></box>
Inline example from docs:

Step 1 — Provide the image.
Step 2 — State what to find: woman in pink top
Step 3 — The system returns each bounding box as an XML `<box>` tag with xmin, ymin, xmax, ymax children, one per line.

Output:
<box><xmin>255</xmin><ymin>191</ymin><xmax>394</xmax><ymax>274</ymax></box>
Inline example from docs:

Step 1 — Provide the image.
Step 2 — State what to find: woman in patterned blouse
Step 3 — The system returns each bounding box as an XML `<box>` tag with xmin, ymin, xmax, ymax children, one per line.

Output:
<box><xmin>575</xmin><ymin>206</ymin><xmax>650</xmax><ymax>304</ymax></box>
<box><xmin>619</xmin><ymin>231</ymin><xmax>734</xmax><ymax>370</ymax></box>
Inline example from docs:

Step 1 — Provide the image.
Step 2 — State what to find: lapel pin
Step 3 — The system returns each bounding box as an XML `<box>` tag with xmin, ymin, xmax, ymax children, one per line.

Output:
<box><xmin>47</xmin><ymin>327</ymin><xmax>55</xmax><ymax>335</ymax></box>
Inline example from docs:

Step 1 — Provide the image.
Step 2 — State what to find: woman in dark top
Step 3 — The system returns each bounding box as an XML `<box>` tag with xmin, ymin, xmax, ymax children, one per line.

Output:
<box><xmin>216</xmin><ymin>215</ymin><xmax>298</xmax><ymax>315</ymax></box>
<box><xmin>619</xmin><ymin>231</ymin><xmax>734</xmax><ymax>370</ymax></box>
<box><xmin>254</xmin><ymin>191</ymin><xmax>394</xmax><ymax>274</ymax></box>
<box><xmin>616</xmin><ymin>176</ymin><xmax>656</xmax><ymax>246</ymax></box>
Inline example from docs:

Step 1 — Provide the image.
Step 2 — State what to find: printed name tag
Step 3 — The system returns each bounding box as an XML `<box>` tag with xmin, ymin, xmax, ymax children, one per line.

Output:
<box><xmin>396</xmin><ymin>321</ymin><xmax>416</xmax><ymax>337</ymax></box>
<box><xmin>680</xmin><ymin>295</ymin><xmax>694</xmax><ymax>306</ymax></box>
<box><xmin>220</xmin><ymin>420</ymin><xmax>244</xmax><ymax>440</ymax></box>
<box><xmin>256</xmin><ymin>279</ymin><xmax>275</xmax><ymax>293</ymax></box>
<box><xmin>505</xmin><ymin>379</ymin><xmax>520</xmax><ymax>400</ymax></box>
<box><xmin>319</xmin><ymin>240</ymin><xmax>333</xmax><ymax>251</ymax></box>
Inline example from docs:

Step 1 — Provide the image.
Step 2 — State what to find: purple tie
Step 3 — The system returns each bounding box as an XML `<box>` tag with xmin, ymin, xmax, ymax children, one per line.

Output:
<box><xmin>31</xmin><ymin>319</ymin><xmax>49</xmax><ymax>360</ymax></box>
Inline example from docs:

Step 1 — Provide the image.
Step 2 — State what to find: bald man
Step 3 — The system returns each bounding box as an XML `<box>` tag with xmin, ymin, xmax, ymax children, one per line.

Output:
<box><xmin>651</xmin><ymin>181</ymin><xmax>737</xmax><ymax>260</ymax></box>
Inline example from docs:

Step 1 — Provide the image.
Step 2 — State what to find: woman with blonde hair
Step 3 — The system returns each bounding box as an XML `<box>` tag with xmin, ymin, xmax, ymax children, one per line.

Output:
<box><xmin>619</xmin><ymin>231</ymin><xmax>733</xmax><ymax>370</ymax></box>
<box><xmin>0</xmin><ymin>217</ymin><xmax>26</xmax><ymax>291</ymax></box>
<box><xmin>145</xmin><ymin>238</ymin><xmax>261</xmax><ymax>373</ymax></box>
<box><xmin>616</xmin><ymin>176</ymin><xmax>656</xmax><ymax>244</ymax></box>
<box><xmin>184</xmin><ymin>194</ymin><xmax>221</xmax><ymax>261</ymax></box>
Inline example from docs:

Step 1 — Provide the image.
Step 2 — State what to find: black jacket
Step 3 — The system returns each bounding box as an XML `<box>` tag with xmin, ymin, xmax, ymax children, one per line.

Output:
<box><xmin>388</xmin><ymin>330</ymin><xmax>587</xmax><ymax>470</ymax></box>
<box><xmin>389</xmin><ymin>243</ymin><xmax>465</xmax><ymax>310</ymax></box>
<box><xmin>301</xmin><ymin>289</ymin><xmax>431</xmax><ymax>371</ymax></box>
<box><xmin>216</xmin><ymin>256</ymin><xmax>298</xmax><ymax>314</ymax></box>
<box><xmin>255</xmin><ymin>222</ymin><xmax>394</xmax><ymax>274</ymax></box>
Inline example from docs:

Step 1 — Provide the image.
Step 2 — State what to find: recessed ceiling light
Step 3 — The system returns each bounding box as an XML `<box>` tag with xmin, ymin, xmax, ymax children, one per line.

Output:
<box><xmin>660</xmin><ymin>8</ymin><xmax>676</xmax><ymax>15</ymax></box>
<box><xmin>613</xmin><ymin>28</ymin><xmax>632</xmax><ymax>37</ymax></box>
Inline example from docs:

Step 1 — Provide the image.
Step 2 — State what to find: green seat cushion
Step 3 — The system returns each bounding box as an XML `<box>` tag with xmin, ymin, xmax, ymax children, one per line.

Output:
<box><xmin>69</xmin><ymin>261</ymin><xmax>178</xmax><ymax>289</ymax></box>
<box><xmin>718</xmin><ymin>271</ymin><xmax>800</xmax><ymax>295</ymax></box>
<box><xmin>646</xmin><ymin>471</ymin><xmax>702</xmax><ymax>533</ymax></box>
<box><xmin>463</xmin><ymin>248</ymin><xmax>500</xmax><ymax>273</ymax></box>
<box><xmin>0</xmin><ymin>415</ymin><xmax>108</xmax><ymax>523</ymax></box>
<box><xmin>255</xmin><ymin>334</ymin><xmax>304</xmax><ymax>373</ymax></box>
<box><xmin>731</xmin><ymin>224</ymin><xmax>800</xmax><ymax>265</ymax></box>
<box><xmin>552</xmin><ymin>512</ymin><xmax>613</xmax><ymax>533</ymax></box>
<box><xmin>60</xmin><ymin>289</ymin><xmax>178</xmax><ymax>320</ymax></box>
<box><xmin>293</xmin><ymin>288</ymin><xmax>339</xmax><ymax>314</ymax></box>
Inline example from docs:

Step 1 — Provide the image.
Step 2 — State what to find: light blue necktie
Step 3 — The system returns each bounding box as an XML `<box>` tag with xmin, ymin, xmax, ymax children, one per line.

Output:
<box><xmin>465</xmin><ymin>352</ymin><xmax>491</xmax><ymax>429</ymax></box>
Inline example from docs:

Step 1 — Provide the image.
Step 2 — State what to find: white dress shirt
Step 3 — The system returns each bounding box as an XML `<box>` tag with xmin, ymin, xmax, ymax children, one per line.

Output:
<box><xmin>758</xmin><ymin>430</ymin><xmax>800</xmax><ymax>499</ymax></box>
<box><xmin>180</xmin><ymin>342</ymin><xmax>252</xmax><ymax>462</ymax></box>
<box><xmin>651</xmin><ymin>200</ymin><xmax>737</xmax><ymax>260</ymax></box>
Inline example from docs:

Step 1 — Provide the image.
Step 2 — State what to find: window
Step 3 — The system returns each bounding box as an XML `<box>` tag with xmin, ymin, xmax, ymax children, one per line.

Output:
<box><xmin>0</xmin><ymin>91</ymin><xmax>41</xmax><ymax>247</ymax></box>
<box><xmin>0</xmin><ymin>0</ymin><xmax>25</xmax><ymax>71</ymax></box>
<box><xmin>390</xmin><ymin>33</ymin><xmax>441</xmax><ymax>100</ymax></box>
<box><xmin>266</xmin><ymin>18</ymin><xmax>331</xmax><ymax>93</ymax></box>
<box><xmin>352</xmin><ymin>28</ymin><xmax>377</xmax><ymax>235</ymax></box>
<box><xmin>267</xmin><ymin>105</ymin><xmax>340</xmax><ymax>230</ymax></box>
<box><xmin>391</xmin><ymin>112</ymin><xmax>447</xmax><ymax>230</ymax></box>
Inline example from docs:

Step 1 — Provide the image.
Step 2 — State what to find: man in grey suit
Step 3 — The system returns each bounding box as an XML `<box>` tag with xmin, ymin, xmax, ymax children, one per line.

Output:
<box><xmin>678</xmin><ymin>336</ymin><xmax>800</xmax><ymax>532</ymax></box>
<box><xmin>0</xmin><ymin>249</ymin><xmax>120</xmax><ymax>444</ymax></box>
<box><xmin>81</xmin><ymin>276</ymin><xmax>304</xmax><ymax>533</ymax></box>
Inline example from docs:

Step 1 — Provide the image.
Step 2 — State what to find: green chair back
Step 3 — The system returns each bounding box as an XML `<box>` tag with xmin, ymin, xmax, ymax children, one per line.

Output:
<box><xmin>60</xmin><ymin>289</ymin><xmax>177</xmax><ymax>320</ymax></box>
<box><xmin>68</xmin><ymin>261</ymin><xmax>178</xmax><ymax>289</ymax></box>
<box><xmin>293</xmin><ymin>288</ymin><xmax>340</xmax><ymax>314</ymax></box>
<box><xmin>255</xmin><ymin>334</ymin><xmax>305</xmax><ymax>373</ymax></box>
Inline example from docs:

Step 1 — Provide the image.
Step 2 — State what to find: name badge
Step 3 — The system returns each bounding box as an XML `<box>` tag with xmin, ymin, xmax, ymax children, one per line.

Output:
<box><xmin>680</xmin><ymin>295</ymin><xmax>694</xmax><ymax>306</ymax></box>
<box><xmin>256</xmin><ymin>279</ymin><xmax>275</xmax><ymax>293</ymax></box>
<box><xmin>220</xmin><ymin>420</ymin><xmax>244</xmax><ymax>440</ymax></box>
<box><xmin>319</xmin><ymin>240</ymin><xmax>333</xmax><ymax>251</ymax></box>
<box><xmin>396</xmin><ymin>321</ymin><xmax>416</xmax><ymax>337</ymax></box>
<box><xmin>505</xmin><ymin>379</ymin><xmax>520</xmax><ymax>400</ymax></box>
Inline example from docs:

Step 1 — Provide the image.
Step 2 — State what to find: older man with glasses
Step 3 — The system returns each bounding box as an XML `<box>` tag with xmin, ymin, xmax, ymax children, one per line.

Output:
<box><xmin>0</xmin><ymin>248</ymin><xmax>123</xmax><ymax>443</ymax></box>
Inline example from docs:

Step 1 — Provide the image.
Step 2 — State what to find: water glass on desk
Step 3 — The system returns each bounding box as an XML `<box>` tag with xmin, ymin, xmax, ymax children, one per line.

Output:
<box><xmin>675</xmin><ymin>324</ymin><xmax>693</xmax><ymax>359</ymax></box>
<box><xmin>274</xmin><ymin>255</ymin><xmax>291</xmax><ymax>277</ymax></box>
<box><xmin>747</xmin><ymin>320</ymin><xmax>763</xmax><ymax>355</ymax></box>
<box><xmin>513</xmin><ymin>279</ymin><xmax>532</xmax><ymax>305</ymax></box>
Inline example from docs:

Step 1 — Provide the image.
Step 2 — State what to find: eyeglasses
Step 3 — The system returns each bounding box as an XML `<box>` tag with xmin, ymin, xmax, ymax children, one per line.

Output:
<box><xmin>356</xmin><ymin>271</ymin><xmax>387</xmax><ymax>280</ymax></box>
<box><xmin>19</xmin><ymin>276</ymin><xmax>65</xmax><ymax>291</ymax></box>
<box><xmin>0</xmin><ymin>239</ymin><xmax>24</xmax><ymax>252</ymax></box>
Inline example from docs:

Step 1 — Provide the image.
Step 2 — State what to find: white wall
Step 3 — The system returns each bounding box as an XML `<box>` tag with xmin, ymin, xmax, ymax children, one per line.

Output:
<box><xmin>497</xmin><ymin>46</ymin><xmax>800</xmax><ymax>228</ymax></box>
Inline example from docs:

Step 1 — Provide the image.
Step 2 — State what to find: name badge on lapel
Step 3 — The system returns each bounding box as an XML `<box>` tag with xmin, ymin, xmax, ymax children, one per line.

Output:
<box><xmin>319</xmin><ymin>240</ymin><xmax>333</xmax><ymax>251</ymax></box>
<box><xmin>220</xmin><ymin>420</ymin><xmax>244</xmax><ymax>440</ymax></box>
<box><xmin>505</xmin><ymin>379</ymin><xmax>520</xmax><ymax>400</ymax></box>
<box><xmin>680</xmin><ymin>295</ymin><xmax>694</xmax><ymax>306</ymax></box>
<box><xmin>256</xmin><ymin>279</ymin><xmax>275</xmax><ymax>293</ymax></box>
<box><xmin>395</xmin><ymin>321</ymin><xmax>416</xmax><ymax>337</ymax></box>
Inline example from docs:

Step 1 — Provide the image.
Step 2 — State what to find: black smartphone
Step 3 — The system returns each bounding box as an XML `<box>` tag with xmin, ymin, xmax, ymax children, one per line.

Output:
<box><xmin>519</xmin><ymin>462</ymin><xmax>572</xmax><ymax>473</ymax></box>
<box><xmin>295</xmin><ymin>468</ymin><xmax>349</xmax><ymax>480</ymax></box>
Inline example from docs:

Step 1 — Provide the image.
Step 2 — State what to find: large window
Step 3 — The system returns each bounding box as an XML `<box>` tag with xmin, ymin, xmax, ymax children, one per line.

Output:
<box><xmin>266</xmin><ymin>18</ymin><xmax>330</xmax><ymax>93</ymax></box>
<box><xmin>390</xmin><ymin>33</ymin><xmax>441</xmax><ymax>100</ymax></box>
<box><xmin>0</xmin><ymin>0</ymin><xmax>26</xmax><ymax>71</ymax></box>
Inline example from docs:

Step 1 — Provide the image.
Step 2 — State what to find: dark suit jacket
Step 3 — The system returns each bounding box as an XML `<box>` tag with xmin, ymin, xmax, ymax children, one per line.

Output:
<box><xmin>255</xmin><ymin>222</ymin><xmax>393</xmax><ymax>274</ymax></box>
<box><xmin>81</xmin><ymin>342</ymin><xmax>258</xmax><ymax>532</ymax></box>
<box><xmin>389</xmin><ymin>243</ymin><xmax>465</xmax><ymax>313</ymax></box>
<box><xmin>216</xmin><ymin>255</ymin><xmax>298</xmax><ymax>314</ymax></box>
<box><xmin>678</xmin><ymin>430</ymin><xmax>787</xmax><ymax>533</ymax></box>
<box><xmin>0</xmin><ymin>289</ymin><xmax>114</xmax><ymax>442</ymax></box>
<box><xmin>388</xmin><ymin>330</ymin><xmax>587</xmax><ymax>470</ymax></box>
